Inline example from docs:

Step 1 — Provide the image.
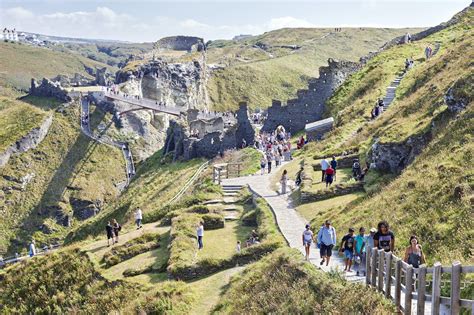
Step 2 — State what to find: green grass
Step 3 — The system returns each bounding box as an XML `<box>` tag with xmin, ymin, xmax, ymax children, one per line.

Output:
<box><xmin>102</xmin><ymin>232</ymin><xmax>161</xmax><ymax>267</ymax></box>
<box><xmin>0</xmin><ymin>41</ymin><xmax>115</xmax><ymax>90</ymax></box>
<box><xmin>214</xmin><ymin>147</ymin><xmax>263</xmax><ymax>176</ymax></box>
<box><xmin>297</xmin><ymin>192</ymin><xmax>365</xmax><ymax>222</ymax></box>
<box><xmin>213</xmin><ymin>248</ymin><xmax>395</xmax><ymax>314</ymax></box>
<box><xmin>0</xmin><ymin>96</ymin><xmax>48</xmax><ymax>152</ymax></box>
<box><xmin>0</xmin><ymin>97</ymin><xmax>125</xmax><ymax>255</ymax></box>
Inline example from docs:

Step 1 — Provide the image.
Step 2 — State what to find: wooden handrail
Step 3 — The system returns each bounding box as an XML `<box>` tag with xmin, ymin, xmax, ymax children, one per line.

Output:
<box><xmin>366</xmin><ymin>248</ymin><xmax>473</xmax><ymax>314</ymax></box>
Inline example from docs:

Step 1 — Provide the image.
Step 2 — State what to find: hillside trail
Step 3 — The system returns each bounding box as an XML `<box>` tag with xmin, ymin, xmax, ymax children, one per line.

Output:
<box><xmin>221</xmin><ymin>161</ymin><xmax>364</xmax><ymax>282</ymax></box>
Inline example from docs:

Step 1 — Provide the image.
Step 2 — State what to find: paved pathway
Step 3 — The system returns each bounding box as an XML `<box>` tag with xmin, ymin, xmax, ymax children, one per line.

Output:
<box><xmin>221</xmin><ymin>162</ymin><xmax>364</xmax><ymax>282</ymax></box>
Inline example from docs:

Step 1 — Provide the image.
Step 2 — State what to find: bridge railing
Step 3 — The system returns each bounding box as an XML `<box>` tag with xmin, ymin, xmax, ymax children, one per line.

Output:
<box><xmin>366</xmin><ymin>248</ymin><xmax>474</xmax><ymax>315</ymax></box>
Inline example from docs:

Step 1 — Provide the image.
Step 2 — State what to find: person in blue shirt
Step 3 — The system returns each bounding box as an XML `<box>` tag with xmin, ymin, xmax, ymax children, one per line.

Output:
<box><xmin>317</xmin><ymin>220</ymin><xmax>337</xmax><ymax>266</ymax></box>
<box><xmin>354</xmin><ymin>227</ymin><xmax>366</xmax><ymax>276</ymax></box>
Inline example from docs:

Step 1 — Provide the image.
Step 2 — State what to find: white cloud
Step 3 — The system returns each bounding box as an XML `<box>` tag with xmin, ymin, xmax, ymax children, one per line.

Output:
<box><xmin>180</xmin><ymin>19</ymin><xmax>210</xmax><ymax>29</ymax></box>
<box><xmin>266</xmin><ymin>16</ymin><xmax>316</xmax><ymax>29</ymax></box>
<box><xmin>4</xmin><ymin>6</ymin><xmax>34</xmax><ymax>20</ymax></box>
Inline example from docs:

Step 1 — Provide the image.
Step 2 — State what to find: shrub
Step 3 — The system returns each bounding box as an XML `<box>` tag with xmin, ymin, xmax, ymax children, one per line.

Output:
<box><xmin>102</xmin><ymin>232</ymin><xmax>160</xmax><ymax>267</ymax></box>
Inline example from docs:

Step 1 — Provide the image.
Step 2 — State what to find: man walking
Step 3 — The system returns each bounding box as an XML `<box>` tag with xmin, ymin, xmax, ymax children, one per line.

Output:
<box><xmin>320</xmin><ymin>158</ymin><xmax>330</xmax><ymax>182</ymax></box>
<box><xmin>135</xmin><ymin>207</ymin><xmax>143</xmax><ymax>229</ymax></box>
<box><xmin>354</xmin><ymin>227</ymin><xmax>366</xmax><ymax>276</ymax></box>
<box><xmin>197</xmin><ymin>221</ymin><xmax>204</xmax><ymax>250</ymax></box>
<box><xmin>339</xmin><ymin>227</ymin><xmax>356</xmax><ymax>272</ymax></box>
<box><xmin>317</xmin><ymin>220</ymin><xmax>337</xmax><ymax>266</ymax></box>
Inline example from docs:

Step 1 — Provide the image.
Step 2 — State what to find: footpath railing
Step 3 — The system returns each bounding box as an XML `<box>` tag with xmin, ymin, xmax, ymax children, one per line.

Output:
<box><xmin>0</xmin><ymin>244</ymin><xmax>61</xmax><ymax>269</ymax></box>
<box><xmin>366</xmin><ymin>248</ymin><xmax>474</xmax><ymax>315</ymax></box>
<box><xmin>212</xmin><ymin>163</ymin><xmax>242</xmax><ymax>184</ymax></box>
<box><xmin>166</xmin><ymin>160</ymin><xmax>210</xmax><ymax>206</ymax></box>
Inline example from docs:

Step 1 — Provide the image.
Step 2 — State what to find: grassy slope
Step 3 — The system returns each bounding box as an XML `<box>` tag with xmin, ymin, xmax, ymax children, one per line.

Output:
<box><xmin>0</xmin><ymin>96</ymin><xmax>125</xmax><ymax>255</ymax></box>
<box><xmin>0</xmin><ymin>41</ymin><xmax>115</xmax><ymax>90</ymax></box>
<box><xmin>299</xmin><ymin>8</ymin><xmax>474</xmax><ymax>263</ymax></box>
<box><xmin>205</xmin><ymin>27</ymin><xmax>422</xmax><ymax>110</ymax></box>
<box><xmin>0</xmin><ymin>97</ymin><xmax>48</xmax><ymax>152</ymax></box>
<box><xmin>213</xmin><ymin>248</ymin><xmax>395</xmax><ymax>314</ymax></box>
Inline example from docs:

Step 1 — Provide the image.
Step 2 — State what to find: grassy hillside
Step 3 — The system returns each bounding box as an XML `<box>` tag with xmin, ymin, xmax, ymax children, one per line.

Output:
<box><xmin>214</xmin><ymin>248</ymin><xmax>394</xmax><ymax>314</ymax></box>
<box><xmin>296</xmin><ymin>7</ymin><xmax>473</xmax><ymax>263</ymax></box>
<box><xmin>0</xmin><ymin>96</ymin><xmax>125</xmax><ymax>255</ymax></box>
<box><xmin>0</xmin><ymin>42</ymin><xmax>116</xmax><ymax>90</ymax></box>
<box><xmin>205</xmin><ymin>27</ymin><xmax>423</xmax><ymax>110</ymax></box>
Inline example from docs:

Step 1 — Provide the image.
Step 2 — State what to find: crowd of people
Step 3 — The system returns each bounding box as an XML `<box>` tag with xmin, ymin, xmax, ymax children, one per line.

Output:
<box><xmin>371</xmin><ymin>98</ymin><xmax>385</xmax><ymax>119</ymax></box>
<box><xmin>303</xmin><ymin>220</ymin><xmax>426</xmax><ymax>275</ymax></box>
<box><xmin>255</xmin><ymin>126</ymin><xmax>293</xmax><ymax>176</ymax></box>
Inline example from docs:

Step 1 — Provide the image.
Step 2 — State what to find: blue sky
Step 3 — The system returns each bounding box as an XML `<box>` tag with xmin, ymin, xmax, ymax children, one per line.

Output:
<box><xmin>0</xmin><ymin>1</ymin><xmax>470</xmax><ymax>42</ymax></box>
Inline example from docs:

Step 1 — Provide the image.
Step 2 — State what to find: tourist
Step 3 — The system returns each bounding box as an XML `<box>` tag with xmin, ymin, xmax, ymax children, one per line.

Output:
<box><xmin>366</xmin><ymin>227</ymin><xmax>376</xmax><ymax>252</ymax></box>
<box><xmin>339</xmin><ymin>227</ymin><xmax>356</xmax><ymax>272</ymax></box>
<box><xmin>260</xmin><ymin>156</ymin><xmax>267</xmax><ymax>175</ymax></box>
<box><xmin>374</xmin><ymin>221</ymin><xmax>395</xmax><ymax>252</ymax></box>
<box><xmin>135</xmin><ymin>208</ymin><xmax>143</xmax><ymax>229</ymax></box>
<box><xmin>325</xmin><ymin>166</ymin><xmax>335</xmax><ymax>188</ymax></box>
<box><xmin>404</xmin><ymin>33</ymin><xmax>412</xmax><ymax>44</ymax></box>
<box><xmin>112</xmin><ymin>219</ymin><xmax>121</xmax><ymax>243</ymax></box>
<box><xmin>280</xmin><ymin>169</ymin><xmax>288</xmax><ymax>194</ymax></box>
<box><xmin>425</xmin><ymin>46</ymin><xmax>432</xmax><ymax>60</ymax></box>
<box><xmin>352</xmin><ymin>159</ymin><xmax>361</xmax><ymax>180</ymax></box>
<box><xmin>302</xmin><ymin>224</ymin><xmax>314</xmax><ymax>261</ymax></box>
<box><xmin>404</xmin><ymin>235</ymin><xmax>426</xmax><ymax>268</ymax></box>
<box><xmin>295</xmin><ymin>166</ymin><xmax>304</xmax><ymax>186</ymax></box>
<box><xmin>297</xmin><ymin>136</ymin><xmax>305</xmax><ymax>149</ymax></box>
<box><xmin>320</xmin><ymin>158</ymin><xmax>330</xmax><ymax>182</ymax></box>
<box><xmin>106</xmin><ymin>221</ymin><xmax>115</xmax><ymax>246</ymax></box>
<box><xmin>354</xmin><ymin>227</ymin><xmax>366</xmax><ymax>276</ymax></box>
<box><xmin>266</xmin><ymin>150</ymin><xmax>273</xmax><ymax>173</ymax></box>
<box><xmin>274</xmin><ymin>150</ymin><xmax>281</xmax><ymax>167</ymax></box>
<box><xmin>197</xmin><ymin>221</ymin><xmax>204</xmax><ymax>249</ymax></box>
<box><xmin>330</xmin><ymin>156</ymin><xmax>338</xmax><ymax>180</ymax></box>
<box><xmin>29</xmin><ymin>240</ymin><xmax>36</xmax><ymax>257</ymax></box>
<box><xmin>317</xmin><ymin>220</ymin><xmax>337</xmax><ymax>266</ymax></box>
<box><xmin>236</xmin><ymin>241</ymin><xmax>241</xmax><ymax>253</ymax></box>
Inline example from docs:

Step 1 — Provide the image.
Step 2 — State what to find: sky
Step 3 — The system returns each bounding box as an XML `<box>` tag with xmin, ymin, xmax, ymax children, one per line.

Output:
<box><xmin>0</xmin><ymin>0</ymin><xmax>470</xmax><ymax>42</ymax></box>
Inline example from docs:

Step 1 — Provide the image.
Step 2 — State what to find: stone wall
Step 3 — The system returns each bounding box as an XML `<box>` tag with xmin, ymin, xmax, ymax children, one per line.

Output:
<box><xmin>29</xmin><ymin>78</ymin><xmax>71</xmax><ymax>102</ymax></box>
<box><xmin>163</xmin><ymin>102</ymin><xmax>255</xmax><ymax>160</ymax></box>
<box><xmin>262</xmin><ymin>59</ymin><xmax>361</xmax><ymax>134</ymax></box>
<box><xmin>155</xmin><ymin>36</ymin><xmax>205</xmax><ymax>52</ymax></box>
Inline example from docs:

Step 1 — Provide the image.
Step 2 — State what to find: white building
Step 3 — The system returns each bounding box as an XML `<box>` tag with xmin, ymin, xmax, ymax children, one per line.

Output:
<box><xmin>2</xmin><ymin>28</ymin><xmax>18</xmax><ymax>41</ymax></box>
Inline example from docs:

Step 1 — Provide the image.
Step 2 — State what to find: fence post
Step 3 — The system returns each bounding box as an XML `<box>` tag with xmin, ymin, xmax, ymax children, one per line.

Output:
<box><xmin>417</xmin><ymin>265</ymin><xmax>427</xmax><ymax>315</ymax></box>
<box><xmin>405</xmin><ymin>265</ymin><xmax>414</xmax><ymax>315</ymax></box>
<box><xmin>366</xmin><ymin>248</ymin><xmax>371</xmax><ymax>286</ymax></box>
<box><xmin>377</xmin><ymin>249</ymin><xmax>384</xmax><ymax>293</ymax></box>
<box><xmin>237</xmin><ymin>163</ymin><xmax>241</xmax><ymax>177</ymax></box>
<box><xmin>431</xmin><ymin>262</ymin><xmax>442</xmax><ymax>315</ymax></box>
<box><xmin>450</xmin><ymin>261</ymin><xmax>461</xmax><ymax>315</ymax></box>
<box><xmin>226</xmin><ymin>164</ymin><xmax>229</xmax><ymax>179</ymax></box>
<box><xmin>371</xmin><ymin>248</ymin><xmax>378</xmax><ymax>287</ymax></box>
<box><xmin>384</xmin><ymin>252</ymin><xmax>393</xmax><ymax>298</ymax></box>
<box><xmin>395</xmin><ymin>259</ymin><xmax>402</xmax><ymax>310</ymax></box>
<box><xmin>212</xmin><ymin>166</ymin><xmax>216</xmax><ymax>183</ymax></box>
<box><xmin>217</xmin><ymin>168</ymin><xmax>221</xmax><ymax>185</ymax></box>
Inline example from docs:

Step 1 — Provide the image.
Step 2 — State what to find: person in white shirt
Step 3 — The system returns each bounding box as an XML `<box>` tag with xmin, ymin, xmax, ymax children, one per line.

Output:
<box><xmin>320</xmin><ymin>159</ymin><xmax>330</xmax><ymax>182</ymax></box>
<box><xmin>135</xmin><ymin>208</ymin><xmax>143</xmax><ymax>229</ymax></box>
<box><xmin>29</xmin><ymin>240</ymin><xmax>36</xmax><ymax>257</ymax></box>
<box><xmin>197</xmin><ymin>222</ymin><xmax>204</xmax><ymax>249</ymax></box>
<box><xmin>302</xmin><ymin>224</ymin><xmax>314</xmax><ymax>261</ymax></box>
<box><xmin>236</xmin><ymin>241</ymin><xmax>241</xmax><ymax>253</ymax></box>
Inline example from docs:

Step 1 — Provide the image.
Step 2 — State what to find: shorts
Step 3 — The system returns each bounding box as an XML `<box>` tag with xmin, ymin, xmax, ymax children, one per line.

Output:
<box><xmin>303</xmin><ymin>239</ymin><xmax>312</xmax><ymax>246</ymax></box>
<box><xmin>320</xmin><ymin>244</ymin><xmax>333</xmax><ymax>257</ymax></box>
<box><xmin>326</xmin><ymin>175</ymin><xmax>333</xmax><ymax>184</ymax></box>
<box><xmin>107</xmin><ymin>232</ymin><xmax>114</xmax><ymax>239</ymax></box>
<box><xmin>344</xmin><ymin>249</ymin><xmax>354</xmax><ymax>260</ymax></box>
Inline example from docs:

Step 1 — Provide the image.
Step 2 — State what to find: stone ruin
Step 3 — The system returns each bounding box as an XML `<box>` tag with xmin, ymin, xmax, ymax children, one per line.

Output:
<box><xmin>262</xmin><ymin>58</ymin><xmax>361</xmax><ymax>134</ymax></box>
<box><xmin>29</xmin><ymin>78</ymin><xmax>71</xmax><ymax>102</ymax></box>
<box><xmin>163</xmin><ymin>102</ymin><xmax>254</xmax><ymax>160</ymax></box>
<box><xmin>155</xmin><ymin>36</ymin><xmax>205</xmax><ymax>52</ymax></box>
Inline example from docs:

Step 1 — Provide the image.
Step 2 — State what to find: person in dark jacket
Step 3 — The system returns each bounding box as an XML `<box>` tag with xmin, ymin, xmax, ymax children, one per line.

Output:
<box><xmin>106</xmin><ymin>221</ymin><xmax>115</xmax><ymax>246</ymax></box>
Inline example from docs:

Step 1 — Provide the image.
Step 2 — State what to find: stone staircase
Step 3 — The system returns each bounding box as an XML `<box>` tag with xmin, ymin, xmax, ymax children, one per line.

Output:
<box><xmin>221</xmin><ymin>184</ymin><xmax>244</xmax><ymax>221</ymax></box>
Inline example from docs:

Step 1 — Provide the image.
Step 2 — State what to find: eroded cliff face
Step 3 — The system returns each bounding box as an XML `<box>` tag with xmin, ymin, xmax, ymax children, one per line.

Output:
<box><xmin>112</xmin><ymin>58</ymin><xmax>208</xmax><ymax>160</ymax></box>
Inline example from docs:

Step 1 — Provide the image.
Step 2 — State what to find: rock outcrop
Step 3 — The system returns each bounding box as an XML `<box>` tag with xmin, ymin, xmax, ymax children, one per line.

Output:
<box><xmin>29</xmin><ymin>78</ymin><xmax>71</xmax><ymax>102</ymax></box>
<box><xmin>155</xmin><ymin>36</ymin><xmax>205</xmax><ymax>52</ymax></box>
<box><xmin>262</xmin><ymin>59</ymin><xmax>361</xmax><ymax>133</ymax></box>
<box><xmin>163</xmin><ymin>102</ymin><xmax>254</xmax><ymax>160</ymax></box>
<box><xmin>0</xmin><ymin>115</ymin><xmax>53</xmax><ymax>167</ymax></box>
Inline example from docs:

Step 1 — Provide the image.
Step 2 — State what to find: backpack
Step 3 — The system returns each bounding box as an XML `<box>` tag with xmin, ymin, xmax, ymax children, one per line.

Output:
<box><xmin>118</xmin><ymin>225</ymin><xmax>122</xmax><ymax>231</ymax></box>
<box><xmin>353</xmin><ymin>161</ymin><xmax>360</xmax><ymax>169</ymax></box>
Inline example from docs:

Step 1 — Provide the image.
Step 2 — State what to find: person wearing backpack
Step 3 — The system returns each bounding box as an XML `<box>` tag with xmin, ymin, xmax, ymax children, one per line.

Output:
<box><xmin>339</xmin><ymin>227</ymin><xmax>356</xmax><ymax>272</ymax></box>
<box><xmin>352</xmin><ymin>159</ymin><xmax>361</xmax><ymax>180</ymax></box>
<box><xmin>112</xmin><ymin>219</ymin><xmax>121</xmax><ymax>243</ymax></box>
<box><xmin>302</xmin><ymin>224</ymin><xmax>314</xmax><ymax>261</ymax></box>
<box><xmin>317</xmin><ymin>220</ymin><xmax>337</xmax><ymax>266</ymax></box>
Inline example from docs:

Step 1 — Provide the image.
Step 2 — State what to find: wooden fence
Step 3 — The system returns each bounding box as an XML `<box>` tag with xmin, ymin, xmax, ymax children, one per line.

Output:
<box><xmin>366</xmin><ymin>248</ymin><xmax>474</xmax><ymax>315</ymax></box>
<box><xmin>212</xmin><ymin>163</ymin><xmax>242</xmax><ymax>184</ymax></box>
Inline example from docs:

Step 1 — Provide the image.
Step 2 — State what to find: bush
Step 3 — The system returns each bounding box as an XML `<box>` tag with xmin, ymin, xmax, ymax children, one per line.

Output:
<box><xmin>213</xmin><ymin>248</ymin><xmax>395</xmax><ymax>314</ymax></box>
<box><xmin>202</xmin><ymin>213</ymin><xmax>225</xmax><ymax>230</ymax></box>
<box><xmin>102</xmin><ymin>233</ymin><xmax>160</xmax><ymax>267</ymax></box>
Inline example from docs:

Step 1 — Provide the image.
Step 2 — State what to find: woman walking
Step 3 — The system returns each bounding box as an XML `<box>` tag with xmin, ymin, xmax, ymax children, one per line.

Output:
<box><xmin>112</xmin><ymin>219</ymin><xmax>121</xmax><ymax>243</ymax></box>
<box><xmin>302</xmin><ymin>224</ymin><xmax>314</xmax><ymax>261</ymax></box>
<box><xmin>280</xmin><ymin>169</ymin><xmax>288</xmax><ymax>194</ymax></box>
<box><xmin>404</xmin><ymin>235</ymin><xmax>426</xmax><ymax>268</ymax></box>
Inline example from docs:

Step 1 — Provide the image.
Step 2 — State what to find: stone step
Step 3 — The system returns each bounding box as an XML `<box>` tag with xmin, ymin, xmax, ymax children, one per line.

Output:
<box><xmin>223</xmin><ymin>205</ymin><xmax>238</xmax><ymax>211</ymax></box>
<box><xmin>222</xmin><ymin>188</ymin><xmax>241</xmax><ymax>193</ymax></box>
<box><xmin>204</xmin><ymin>199</ymin><xmax>224</xmax><ymax>205</ymax></box>
<box><xmin>223</xmin><ymin>197</ymin><xmax>237</xmax><ymax>204</ymax></box>
<box><xmin>223</xmin><ymin>192</ymin><xmax>239</xmax><ymax>197</ymax></box>
<box><xmin>222</xmin><ymin>185</ymin><xmax>243</xmax><ymax>189</ymax></box>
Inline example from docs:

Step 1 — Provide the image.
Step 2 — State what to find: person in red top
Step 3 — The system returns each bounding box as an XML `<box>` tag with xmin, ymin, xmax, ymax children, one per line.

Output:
<box><xmin>325</xmin><ymin>166</ymin><xmax>335</xmax><ymax>188</ymax></box>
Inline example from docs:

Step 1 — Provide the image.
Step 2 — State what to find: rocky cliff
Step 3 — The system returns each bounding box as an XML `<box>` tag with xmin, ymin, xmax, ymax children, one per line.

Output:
<box><xmin>0</xmin><ymin>115</ymin><xmax>53</xmax><ymax>167</ymax></box>
<box><xmin>262</xmin><ymin>59</ymin><xmax>361</xmax><ymax>133</ymax></box>
<box><xmin>30</xmin><ymin>78</ymin><xmax>71</xmax><ymax>102</ymax></box>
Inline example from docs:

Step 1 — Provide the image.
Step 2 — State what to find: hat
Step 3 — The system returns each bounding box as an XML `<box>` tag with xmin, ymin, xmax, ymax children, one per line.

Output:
<box><xmin>370</xmin><ymin>228</ymin><xmax>377</xmax><ymax>233</ymax></box>
<box><xmin>305</xmin><ymin>224</ymin><xmax>310</xmax><ymax>229</ymax></box>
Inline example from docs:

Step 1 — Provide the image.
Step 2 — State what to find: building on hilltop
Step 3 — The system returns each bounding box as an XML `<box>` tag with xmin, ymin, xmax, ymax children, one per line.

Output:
<box><xmin>2</xmin><ymin>28</ymin><xmax>18</xmax><ymax>41</ymax></box>
<box><xmin>261</xmin><ymin>58</ymin><xmax>361</xmax><ymax>134</ymax></box>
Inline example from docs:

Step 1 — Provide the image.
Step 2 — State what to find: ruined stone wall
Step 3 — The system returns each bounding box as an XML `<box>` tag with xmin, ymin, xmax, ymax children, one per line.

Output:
<box><xmin>262</xmin><ymin>59</ymin><xmax>361</xmax><ymax>134</ymax></box>
<box><xmin>155</xmin><ymin>36</ymin><xmax>205</xmax><ymax>52</ymax></box>
<box><xmin>29</xmin><ymin>78</ymin><xmax>71</xmax><ymax>102</ymax></box>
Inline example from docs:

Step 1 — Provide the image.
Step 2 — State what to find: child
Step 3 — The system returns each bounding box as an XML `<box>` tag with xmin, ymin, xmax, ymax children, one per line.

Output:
<box><xmin>260</xmin><ymin>157</ymin><xmax>266</xmax><ymax>175</ymax></box>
